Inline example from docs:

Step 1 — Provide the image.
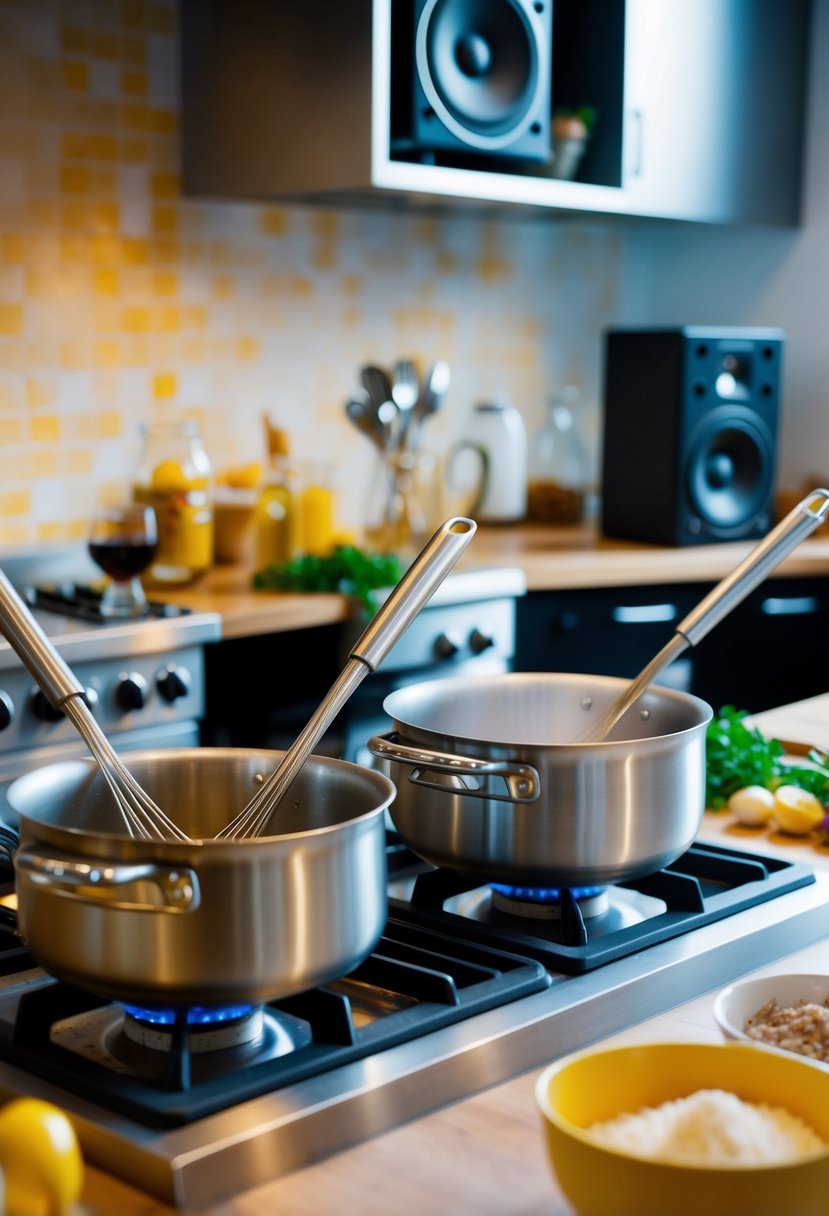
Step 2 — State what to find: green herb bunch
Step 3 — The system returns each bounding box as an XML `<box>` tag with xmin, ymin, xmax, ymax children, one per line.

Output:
<box><xmin>252</xmin><ymin>545</ymin><xmax>404</xmax><ymax>613</ymax></box>
<box><xmin>706</xmin><ymin>705</ymin><xmax>829</xmax><ymax>812</ymax></box>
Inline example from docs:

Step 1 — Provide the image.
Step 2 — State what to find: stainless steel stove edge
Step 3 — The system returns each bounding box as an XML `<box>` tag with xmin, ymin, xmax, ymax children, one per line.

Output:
<box><xmin>3</xmin><ymin>874</ymin><xmax>829</xmax><ymax>1208</ymax></box>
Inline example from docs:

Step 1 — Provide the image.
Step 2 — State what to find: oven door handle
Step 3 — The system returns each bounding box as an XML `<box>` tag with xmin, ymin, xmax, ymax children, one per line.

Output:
<box><xmin>14</xmin><ymin>847</ymin><xmax>201</xmax><ymax>912</ymax></box>
<box><xmin>366</xmin><ymin>732</ymin><xmax>541</xmax><ymax>803</ymax></box>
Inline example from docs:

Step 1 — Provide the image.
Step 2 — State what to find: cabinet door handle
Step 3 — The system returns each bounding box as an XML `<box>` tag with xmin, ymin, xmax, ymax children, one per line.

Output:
<box><xmin>760</xmin><ymin>595</ymin><xmax>820</xmax><ymax>617</ymax></box>
<box><xmin>612</xmin><ymin>603</ymin><xmax>678</xmax><ymax>624</ymax></box>
<box><xmin>627</xmin><ymin>108</ymin><xmax>645</xmax><ymax>179</ymax></box>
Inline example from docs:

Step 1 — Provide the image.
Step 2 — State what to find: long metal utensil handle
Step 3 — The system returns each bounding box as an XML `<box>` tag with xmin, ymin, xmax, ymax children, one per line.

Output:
<box><xmin>216</xmin><ymin>516</ymin><xmax>477</xmax><ymax>840</ymax></box>
<box><xmin>675</xmin><ymin>487</ymin><xmax>829</xmax><ymax>646</ymax></box>
<box><xmin>349</xmin><ymin>516</ymin><xmax>476</xmax><ymax>670</ymax></box>
<box><xmin>0</xmin><ymin>568</ymin><xmax>85</xmax><ymax>707</ymax></box>
<box><xmin>581</xmin><ymin>488</ymin><xmax>829</xmax><ymax>743</ymax></box>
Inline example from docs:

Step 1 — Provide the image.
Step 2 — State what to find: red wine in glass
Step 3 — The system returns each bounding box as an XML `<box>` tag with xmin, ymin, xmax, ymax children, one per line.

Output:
<box><xmin>88</xmin><ymin>505</ymin><xmax>159</xmax><ymax>618</ymax></box>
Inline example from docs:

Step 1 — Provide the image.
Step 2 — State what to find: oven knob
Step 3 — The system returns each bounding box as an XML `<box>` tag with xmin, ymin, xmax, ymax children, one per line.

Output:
<box><xmin>433</xmin><ymin>632</ymin><xmax>461</xmax><ymax>661</ymax></box>
<box><xmin>156</xmin><ymin>665</ymin><xmax>190</xmax><ymax>703</ymax></box>
<box><xmin>116</xmin><ymin>672</ymin><xmax>148</xmax><ymax>711</ymax></box>
<box><xmin>468</xmin><ymin>627</ymin><xmax>496</xmax><ymax>655</ymax></box>
<box><xmin>31</xmin><ymin>690</ymin><xmax>63</xmax><ymax>722</ymax></box>
<box><xmin>0</xmin><ymin>690</ymin><xmax>13</xmax><ymax>731</ymax></box>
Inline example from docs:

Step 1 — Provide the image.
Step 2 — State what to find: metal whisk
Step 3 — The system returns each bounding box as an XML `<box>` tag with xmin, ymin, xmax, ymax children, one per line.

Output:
<box><xmin>0</xmin><ymin>568</ymin><xmax>191</xmax><ymax>842</ymax></box>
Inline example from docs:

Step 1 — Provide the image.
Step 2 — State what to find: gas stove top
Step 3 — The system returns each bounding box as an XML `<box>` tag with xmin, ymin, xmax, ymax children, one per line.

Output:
<box><xmin>0</xmin><ymin>841</ymin><xmax>827</xmax><ymax>1208</ymax></box>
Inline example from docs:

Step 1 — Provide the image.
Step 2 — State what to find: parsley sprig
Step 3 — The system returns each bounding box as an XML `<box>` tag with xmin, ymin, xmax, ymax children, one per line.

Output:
<box><xmin>706</xmin><ymin>705</ymin><xmax>829</xmax><ymax>810</ymax></box>
<box><xmin>252</xmin><ymin>545</ymin><xmax>403</xmax><ymax>613</ymax></box>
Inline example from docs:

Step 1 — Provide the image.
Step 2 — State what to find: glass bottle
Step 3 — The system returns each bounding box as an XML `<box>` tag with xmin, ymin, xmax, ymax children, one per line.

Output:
<box><xmin>296</xmin><ymin>459</ymin><xmax>336</xmax><ymax>557</ymax></box>
<box><xmin>255</xmin><ymin>424</ymin><xmax>297</xmax><ymax>567</ymax></box>
<box><xmin>132</xmin><ymin>419</ymin><xmax>214</xmax><ymax>584</ymax></box>
<box><xmin>526</xmin><ymin>385</ymin><xmax>589</xmax><ymax>524</ymax></box>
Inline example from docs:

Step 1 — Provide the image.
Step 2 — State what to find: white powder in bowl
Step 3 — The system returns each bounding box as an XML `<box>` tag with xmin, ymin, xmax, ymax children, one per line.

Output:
<box><xmin>586</xmin><ymin>1088</ymin><xmax>823</xmax><ymax>1165</ymax></box>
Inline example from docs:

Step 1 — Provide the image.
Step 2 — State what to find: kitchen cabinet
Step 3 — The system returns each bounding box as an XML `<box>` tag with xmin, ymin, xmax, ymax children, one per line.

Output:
<box><xmin>515</xmin><ymin>575</ymin><xmax>829</xmax><ymax>712</ymax></box>
<box><xmin>621</xmin><ymin>0</ymin><xmax>810</xmax><ymax>225</ymax></box>
<box><xmin>180</xmin><ymin>0</ymin><xmax>811</xmax><ymax>226</ymax></box>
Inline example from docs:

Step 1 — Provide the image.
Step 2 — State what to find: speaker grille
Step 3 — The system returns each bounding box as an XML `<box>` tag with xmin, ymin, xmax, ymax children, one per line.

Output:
<box><xmin>686</xmin><ymin>409</ymin><xmax>774</xmax><ymax>535</ymax></box>
<box><xmin>414</xmin><ymin>0</ymin><xmax>551</xmax><ymax>154</ymax></box>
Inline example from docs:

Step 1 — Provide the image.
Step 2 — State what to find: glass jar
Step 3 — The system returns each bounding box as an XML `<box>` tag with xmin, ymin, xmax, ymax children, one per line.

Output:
<box><xmin>132</xmin><ymin>419</ymin><xmax>214</xmax><ymax>585</ymax></box>
<box><xmin>363</xmin><ymin>448</ymin><xmax>443</xmax><ymax>557</ymax></box>
<box><xmin>296</xmin><ymin>459</ymin><xmax>336</xmax><ymax>557</ymax></box>
<box><xmin>526</xmin><ymin>386</ymin><xmax>589</xmax><ymax>524</ymax></box>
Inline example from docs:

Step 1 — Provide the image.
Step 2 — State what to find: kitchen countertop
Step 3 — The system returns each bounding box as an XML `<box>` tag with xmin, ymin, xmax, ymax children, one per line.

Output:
<box><xmin>163</xmin><ymin>520</ymin><xmax>829</xmax><ymax>640</ymax></box>
<box><xmin>78</xmin><ymin>691</ymin><xmax>829</xmax><ymax>1216</ymax></box>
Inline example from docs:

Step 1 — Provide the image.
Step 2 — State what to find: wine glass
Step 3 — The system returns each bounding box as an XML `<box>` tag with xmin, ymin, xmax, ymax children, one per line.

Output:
<box><xmin>88</xmin><ymin>504</ymin><xmax>159</xmax><ymax>619</ymax></box>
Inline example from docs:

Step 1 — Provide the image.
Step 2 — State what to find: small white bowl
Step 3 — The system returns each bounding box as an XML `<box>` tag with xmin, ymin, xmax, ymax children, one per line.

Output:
<box><xmin>714</xmin><ymin>973</ymin><xmax>829</xmax><ymax>1067</ymax></box>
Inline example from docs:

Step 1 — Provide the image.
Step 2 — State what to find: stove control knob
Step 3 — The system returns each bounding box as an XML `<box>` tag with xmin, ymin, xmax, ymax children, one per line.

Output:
<box><xmin>156</xmin><ymin>665</ymin><xmax>190</xmax><ymax>703</ymax></box>
<box><xmin>468</xmin><ymin>627</ymin><xmax>496</xmax><ymax>655</ymax></box>
<box><xmin>0</xmin><ymin>690</ymin><xmax>14</xmax><ymax>731</ymax></box>
<box><xmin>32</xmin><ymin>690</ymin><xmax>64</xmax><ymax>722</ymax></box>
<box><xmin>116</xmin><ymin>672</ymin><xmax>148</xmax><ymax>712</ymax></box>
<box><xmin>433</xmin><ymin>632</ymin><xmax>461</xmax><ymax>661</ymax></box>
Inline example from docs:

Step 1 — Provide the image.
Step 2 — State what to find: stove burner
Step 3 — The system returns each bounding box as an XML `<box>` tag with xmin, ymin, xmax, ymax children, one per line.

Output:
<box><xmin>123</xmin><ymin>1004</ymin><xmax>262</xmax><ymax>1053</ymax></box>
<box><xmin>25</xmin><ymin>581</ymin><xmax>189</xmax><ymax>623</ymax></box>
<box><xmin>490</xmin><ymin>883</ymin><xmax>607</xmax><ymax>921</ymax></box>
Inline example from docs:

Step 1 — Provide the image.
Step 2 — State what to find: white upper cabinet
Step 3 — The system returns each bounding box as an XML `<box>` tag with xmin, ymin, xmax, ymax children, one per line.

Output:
<box><xmin>621</xmin><ymin>0</ymin><xmax>810</xmax><ymax>224</ymax></box>
<box><xmin>180</xmin><ymin>0</ymin><xmax>811</xmax><ymax>227</ymax></box>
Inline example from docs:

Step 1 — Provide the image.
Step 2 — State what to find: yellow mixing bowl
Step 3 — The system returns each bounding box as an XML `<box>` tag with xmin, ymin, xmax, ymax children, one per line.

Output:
<box><xmin>534</xmin><ymin>1040</ymin><xmax>829</xmax><ymax>1216</ymax></box>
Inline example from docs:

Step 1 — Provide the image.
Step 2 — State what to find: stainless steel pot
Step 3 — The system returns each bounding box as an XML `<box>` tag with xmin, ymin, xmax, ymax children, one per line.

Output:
<box><xmin>367</xmin><ymin>672</ymin><xmax>712</xmax><ymax>887</ymax></box>
<box><xmin>1</xmin><ymin>748</ymin><xmax>395</xmax><ymax>1007</ymax></box>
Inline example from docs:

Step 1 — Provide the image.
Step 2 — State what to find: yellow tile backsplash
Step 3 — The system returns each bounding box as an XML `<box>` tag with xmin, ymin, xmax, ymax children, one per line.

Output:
<box><xmin>0</xmin><ymin>0</ymin><xmax>621</xmax><ymax>552</ymax></box>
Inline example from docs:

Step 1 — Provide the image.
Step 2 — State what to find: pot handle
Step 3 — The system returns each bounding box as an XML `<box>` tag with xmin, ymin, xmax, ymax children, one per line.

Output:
<box><xmin>14</xmin><ymin>848</ymin><xmax>201</xmax><ymax>913</ymax></box>
<box><xmin>366</xmin><ymin>732</ymin><xmax>541</xmax><ymax>803</ymax></box>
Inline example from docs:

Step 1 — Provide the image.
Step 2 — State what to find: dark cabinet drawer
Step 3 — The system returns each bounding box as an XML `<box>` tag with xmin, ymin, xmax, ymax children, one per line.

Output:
<box><xmin>515</xmin><ymin>578</ymin><xmax>829</xmax><ymax>714</ymax></box>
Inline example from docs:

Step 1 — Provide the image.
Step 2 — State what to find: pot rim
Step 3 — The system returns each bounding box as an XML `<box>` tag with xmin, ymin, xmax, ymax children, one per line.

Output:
<box><xmin>7</xmin><ymin>747</ymin><xmax>397</xmax><ymax>848</ymax></box>
<box><xmin>381</xmin><ymin>671</ymin><xmax>713</xmax><ymax>749</ymax></box>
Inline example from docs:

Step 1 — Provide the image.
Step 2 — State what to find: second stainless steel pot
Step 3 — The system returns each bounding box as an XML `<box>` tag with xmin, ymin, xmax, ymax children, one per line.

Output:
<box><xmin>2</xmin><ymin>748</ymin><xmax>395</xmax><ymax>1007</ymax></box>
<box><xmin>368</xmin><ymin>672</ymin><xmax>712</xmax><ymax>887</ymax></box>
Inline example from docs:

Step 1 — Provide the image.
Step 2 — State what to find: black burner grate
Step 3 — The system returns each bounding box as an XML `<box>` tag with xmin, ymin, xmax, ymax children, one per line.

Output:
<box><xmin>0</xmin><ymin>918</ymin><xmax>549</xmax><ymax>1127</ymax></box>
<box><xmin>390</xmin><ymin>843</ymin><xmax>817</xmax><ymax>974</ymax></box>
<box><xmin>25</xmin><ymin>582</ymin><xmax>190</xmax><ymax>623</ymax></box>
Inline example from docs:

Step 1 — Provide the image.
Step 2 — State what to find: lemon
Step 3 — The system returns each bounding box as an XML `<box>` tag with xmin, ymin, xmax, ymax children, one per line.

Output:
<box><xmin>0</xmin><ymin>1096</ymin><xmax>84</xmax><ymax>1215</ymax></box>
<box><xmin>151</xmin><ymin>458</ymin><xmax>192</xmax><ymax>491</ymax></box>
<box><xmin>772</xmin><ymin>784</ymin><xmax>825</xmax><ymax>835</ymax></box>
<box><xmin>224</xmin><ymin>461</ymin><xmax>262</xmax><ymax>490</ymax></box>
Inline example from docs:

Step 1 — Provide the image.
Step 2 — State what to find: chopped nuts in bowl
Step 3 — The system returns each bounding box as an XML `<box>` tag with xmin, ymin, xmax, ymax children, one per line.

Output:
<box><xmin>714</xmin><ymin>974</ymin><xmax>829</xmax><ymax>1068</ymax></box>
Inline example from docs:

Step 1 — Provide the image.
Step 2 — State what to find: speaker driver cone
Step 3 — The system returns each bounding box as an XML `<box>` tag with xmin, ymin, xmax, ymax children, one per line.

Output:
<box><xmin>416</xmin><ymin>0</ymin><xmax>545</xmax><ymax>149</ymax></box>
<box><xmin>686</xmin><ymin>409</ymin><xmax>773</xmax><ymax>534</ymax></box>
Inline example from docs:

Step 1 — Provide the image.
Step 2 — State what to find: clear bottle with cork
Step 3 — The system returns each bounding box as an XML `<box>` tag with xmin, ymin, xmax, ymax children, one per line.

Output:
<box><xmin>132</xmin><ymin>418</ymin><xmax>214</xmax><ymax>584</ymax></box>
<box><xmin>526</xmin><ymin>385</ymin><xmax>590</xmax><ymax>524</ymax></box>
<box><xmin>255</xmin><ymin>418</ymin><xmax>297</xmax><ymax>568</ymax></box>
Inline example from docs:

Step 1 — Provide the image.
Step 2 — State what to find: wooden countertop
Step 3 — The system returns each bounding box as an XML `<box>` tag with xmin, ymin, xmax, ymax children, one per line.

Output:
<box><xmin>78</xmin><ymin>693</ymin><xmax>829</xmax><ymax>1216</ymax></box>
<box><xmin>165</xmin><ymin>521</ymin><xmax>829</xmax><ymax>640</ymax></box>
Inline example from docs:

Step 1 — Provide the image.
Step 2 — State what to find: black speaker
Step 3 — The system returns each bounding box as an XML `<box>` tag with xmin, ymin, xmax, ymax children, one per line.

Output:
<box><xmin>600</xmin><ymin>327</ymin><xmax>783</xmax><ymax>546</ymax></box>
<box><xmin>408</xmin><ymin>0</ymin><xmax>552</xmax><ymax>161</ymax></box>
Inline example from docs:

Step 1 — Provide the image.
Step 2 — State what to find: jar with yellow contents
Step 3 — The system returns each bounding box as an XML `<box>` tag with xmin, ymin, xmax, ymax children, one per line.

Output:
<box><xmin>132</xmin><ymin>419</ymin><xmax>214</xmax><ymax>585</ymax></box>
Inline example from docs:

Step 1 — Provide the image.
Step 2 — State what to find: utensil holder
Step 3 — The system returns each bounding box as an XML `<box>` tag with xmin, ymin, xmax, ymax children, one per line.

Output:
<box><xmin>363</xmin><ymin>449</ymin><xmax>443</xmax><ymax>556</ymax></box>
